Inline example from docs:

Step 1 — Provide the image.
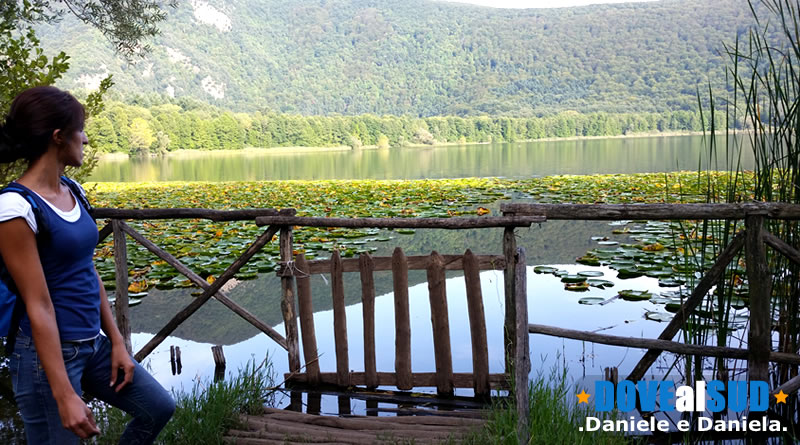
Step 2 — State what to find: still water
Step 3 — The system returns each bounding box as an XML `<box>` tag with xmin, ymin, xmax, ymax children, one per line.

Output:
<box><xmin>89</xmin><ymin>135</ymin><xmax>754</xmax><ymax>182</ymax></box>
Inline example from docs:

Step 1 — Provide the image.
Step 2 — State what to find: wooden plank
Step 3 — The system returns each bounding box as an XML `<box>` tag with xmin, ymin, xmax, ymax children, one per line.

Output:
<box><xmin>286</xmin><ymin>372</ymin><xmax>509</xmax><ymax>390</ymax></box>
<box><xmin>627</xmin><ymin>231</ymin><xmax>746</xmax><ymax>381</ymax></box>
<box><xmin>120</xmin><ymin>222</ymin><xmax>288</xmax><ymax>350</ymax></box>
<box><xmin>502</xmin><ymin>226</ymin><xmax>517</xmax><ymax>376</ymax></box>
<box><xmin>500</xmin><ymin>202</ymin><xmax>800</xmax><ymax>220</ymax></box>
<box><xmin>763</xmin><ymin>231</ymin><xmax>800</xmax><ymax>265</ymax></box>
<box><xmin>293</xmin><ymin>254</ymin><xmax>506</xmax><ymax>275</ymax></box>
<box><xmin>392</xmin><ymin>247</ymin><xmax>412</xmax><ymax>390</ymax></box>
<box><xmin>746</xmin><ymin>216</ymin><xmax>771</xmax><ymax>383</ymax></box>
<box><xmin>97</xmin><ymin>222</ymin><xmax>112</xmax><ymax>244</ymax></box>
<box><xmin>463</xmin><ymin>249</ymin><xmax>490</xmax><ymax>398</ymax></box>
<box><xmin>529</xmin><ymin>324</ymin><xmax>800</xmax><ymax>365</ymax></box>
<box><xmin>94</xmin><ymin>207</ymin><xmax>294</xmax><ymax>221</ymax></box>
<box><xmin>331</xmin><ymin>250</ymin><xmax>349</xmax><ymax>387</ymax></box>
<box><xmin>427</xmin><ymin>252</ymin><xmax>454</xmax><ymax>395</ymax></box>
<box><xmin>212</xmin><ymin>345</ymin><xmax>226</xmax><ymax>382</ymax></box>
<box><xmin>134</xmin><ymin>225</ymin><xmax>280</xmax><ymax>361</ymax></box>
<box><xmin>359</xmin><ymin>253</ymin><xmax>377</xmax><ymax>389</ymax></box>
<box><xmin>281</xmin><ymin>227</ymin><xmax>301</xmax><ymax>374</ymax></box>
<box><xmin>258</xmin><ymin>408</ymin><xmax>482</xmax><ymax>431</ymax></box>
<box><xmin>112</xmin><ymin>220</ymin><xmax>132</xmax><ymax>354</ymax></box>
<box><xmin>255</xmin><ymin>215</ymin><xmax>545</xmax><ymax>229</ymax></box>
<box><xmin>294</xmin><ymin>253</ymin><xmax>320</xmax><ymax>385</ymax></box>
<box><xmin>514</xmin><ymin>247</ymin><xmax>530</xmax><ymax>445</ymax></box>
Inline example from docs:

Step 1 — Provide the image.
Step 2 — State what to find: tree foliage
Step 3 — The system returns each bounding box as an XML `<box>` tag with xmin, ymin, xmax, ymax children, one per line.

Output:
<box><xmin>0</xmin><ymin>0</ymin><xmax>173</xmax><ymax>184</ymax></box>
<box><xmin>87</xmin><ymin>100</ymin><xmax>718</xmax><ymax>155</ymax></box>
<box><xmin>38</xmin><ymin>0</ymin><xmax>769</xmax><ymax>117</ymax></box>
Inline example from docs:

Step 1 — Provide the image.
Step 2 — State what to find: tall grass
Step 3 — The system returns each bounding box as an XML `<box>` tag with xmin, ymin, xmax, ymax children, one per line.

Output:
<box><xmin>90</xmin><ymin>357</ymin><xmax>276</xmax><ymax>445</ymax></box>
<box><xmin>680</xmin><ymin>0</ymin><xmax>800</xmax><ymax>437</ymax></box>
<box><xmin>463</xmin><ymin>366</ymin><xmax>633</xmax><ymax>445</ymax></box>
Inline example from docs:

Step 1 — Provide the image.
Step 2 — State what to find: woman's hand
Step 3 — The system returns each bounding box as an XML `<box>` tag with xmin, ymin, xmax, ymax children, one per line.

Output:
<box><xmin>56</xmin><ymin>392</ymin><xmax>100</xmax><ymax>439</ymax></box>
<box><xmin>110</xmin><ymin>342</ymin><xmax>135</xmax><ymax>392</ymax></box>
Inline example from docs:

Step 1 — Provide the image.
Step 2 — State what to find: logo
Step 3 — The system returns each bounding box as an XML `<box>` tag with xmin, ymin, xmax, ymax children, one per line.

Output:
<box><xmin>576</xmin><ymin>380</ymin><xmax>788</xmax><ymax>433</ymax></box>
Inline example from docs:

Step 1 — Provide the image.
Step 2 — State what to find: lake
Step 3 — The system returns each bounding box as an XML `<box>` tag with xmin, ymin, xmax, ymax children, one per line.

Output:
<box><xmin>89</xmin><ymin>135</ymin><xmax>754</xmax><ymax>182</ymax></box>
<box><xmin>90</xmin><ymin>135</ymin><xmax>751</xmax><ymax>415</ymax></box>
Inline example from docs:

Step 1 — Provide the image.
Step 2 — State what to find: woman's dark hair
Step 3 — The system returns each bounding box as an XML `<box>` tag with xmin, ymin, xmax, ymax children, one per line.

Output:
<box><xmin>0</xmin><ymin>86</ymin><xmax>86</xmax><ymax>164</ymax></box>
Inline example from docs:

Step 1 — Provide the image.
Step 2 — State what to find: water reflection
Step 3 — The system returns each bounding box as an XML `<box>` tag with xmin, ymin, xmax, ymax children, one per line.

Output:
<box><xmin>90</xmin><ymin>136</ymin><xmax>754</xmax><ymax>182</ymax></box>
<box><xmin>133</xmin><ymin>264</ymin><xmax>672</xmax><ymax>415</ymax></box>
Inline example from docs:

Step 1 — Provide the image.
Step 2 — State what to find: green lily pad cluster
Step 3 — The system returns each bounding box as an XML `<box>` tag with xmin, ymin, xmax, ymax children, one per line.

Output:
<box><xmin>90</xmin><ymin>179</ymin><xmax>512</xmax><ymax>291</ymax></box>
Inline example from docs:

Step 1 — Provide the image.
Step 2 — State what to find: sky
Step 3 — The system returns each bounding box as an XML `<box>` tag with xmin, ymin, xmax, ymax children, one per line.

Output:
<box><xmin>437</xmin><ymin>0</ymin><xmax>659</xmax><ymax>8</ymax></box>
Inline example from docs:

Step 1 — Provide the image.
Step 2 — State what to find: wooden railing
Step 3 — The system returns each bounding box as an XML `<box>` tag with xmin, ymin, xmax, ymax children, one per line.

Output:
<box><xmin>96</xmin><ymin>202</ymin><xmax>800</xmax><ymax>444</ymax></box>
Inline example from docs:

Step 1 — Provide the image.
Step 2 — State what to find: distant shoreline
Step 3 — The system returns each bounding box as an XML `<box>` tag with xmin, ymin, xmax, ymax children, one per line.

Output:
<box><xmin>97</xmin><ymin>130</ymin><xmax>705</xmax><ymax>161</ymax></box>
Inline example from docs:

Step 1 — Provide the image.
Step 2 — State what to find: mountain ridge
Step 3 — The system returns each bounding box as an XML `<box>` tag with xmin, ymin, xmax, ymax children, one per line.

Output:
<box><xmin>38</xmin><ymin>0</ymin><xmax>753</xmax><ymax>116</ymax></box>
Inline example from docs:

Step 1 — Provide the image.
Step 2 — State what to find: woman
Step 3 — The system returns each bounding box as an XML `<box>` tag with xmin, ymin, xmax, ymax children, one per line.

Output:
<box><xmin>0</xmin><ymin>86</ymin><xmax>174</xmax><ymax>444</ymax></box>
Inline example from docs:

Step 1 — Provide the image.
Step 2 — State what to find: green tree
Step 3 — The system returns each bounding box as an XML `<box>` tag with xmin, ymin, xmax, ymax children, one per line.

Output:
<box><xmin>128</xmin><ymin>117</ymin><xmax>154</xmax><ymax>156</ymax></box>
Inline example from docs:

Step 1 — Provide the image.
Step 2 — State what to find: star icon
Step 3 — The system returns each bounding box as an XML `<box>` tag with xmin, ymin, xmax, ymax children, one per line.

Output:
<box><xmin>775</xmin><ymin>390</ymin><xmax>789</xmax><ymax>404</ymax></box>
<box><xmin>577</xmin><ymin>390</ymin><xmax>591</xmax><ymax>404</ymax></box>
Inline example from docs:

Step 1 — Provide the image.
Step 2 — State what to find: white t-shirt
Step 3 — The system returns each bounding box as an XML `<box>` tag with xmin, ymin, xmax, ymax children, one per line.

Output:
<box><xmin>0</xmin><ymin>186</ymin><xmax>81</xmax><ymax>233</ymax></box>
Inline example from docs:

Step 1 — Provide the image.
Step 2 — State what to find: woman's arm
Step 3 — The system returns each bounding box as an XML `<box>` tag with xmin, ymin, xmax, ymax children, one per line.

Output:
<box><xmin>0</xmin><ymin>218</ymin><xmax>99</xmax><ymax>439</ymax></box>
<box><xmin>96</xmin><ymin>269</ymin><xmax>135</xmax><ymax>392</ymax></box>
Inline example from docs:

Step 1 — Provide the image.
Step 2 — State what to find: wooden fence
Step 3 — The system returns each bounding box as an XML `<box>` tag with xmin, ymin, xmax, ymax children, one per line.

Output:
<box><xmin>95</xmin><ymin>202</ymin><xmax>800</xmax><ymax>444</ymax></box>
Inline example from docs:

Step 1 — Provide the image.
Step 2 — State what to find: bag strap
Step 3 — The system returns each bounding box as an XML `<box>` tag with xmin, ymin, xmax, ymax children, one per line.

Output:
<box><xmin>0</xmin><ymin>184</ymin><xmax>48</xmax><ymax>355</ymax></box>
<box><xmin>60</xmin><ymin>176</ymin><xmax>94</xmax><ymax>221</ymax></box>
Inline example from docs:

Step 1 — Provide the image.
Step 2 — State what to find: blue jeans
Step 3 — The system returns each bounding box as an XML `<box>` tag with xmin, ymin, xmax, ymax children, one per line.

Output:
<box><xmin>9</xmin><ymin>333</ymin><xmax>175</xmax><ymax>444</ymax></box>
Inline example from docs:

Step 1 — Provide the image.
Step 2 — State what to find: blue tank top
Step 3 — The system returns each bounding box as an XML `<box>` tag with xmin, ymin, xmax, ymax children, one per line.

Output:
<box><xmin>16</xmin><ymin>183</ymin><xmax>101</xmax><ymax>341</ymax></box>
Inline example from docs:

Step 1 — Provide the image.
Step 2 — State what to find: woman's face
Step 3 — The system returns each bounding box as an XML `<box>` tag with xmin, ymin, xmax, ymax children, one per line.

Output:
<box><xmin>59</xmin><ymin>127</ymin><xmax>89</xmax><ymax>166</ymax></box>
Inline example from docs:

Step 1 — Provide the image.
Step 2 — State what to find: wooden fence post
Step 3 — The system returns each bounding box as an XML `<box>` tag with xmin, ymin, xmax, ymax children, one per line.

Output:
<box><xmin>746</xmin><ymin>216</ymin><xmax>771</xmax><ymax>384</ymax></box>
<box><xmin>280</xmin><ymin>226</ymin><xmax>301</xmax><ymax>374</ymax></box>
<box><xmin>392</xmin><ymin>247</ymin><xmax>412</xmax><ymax>390</ymax></box>
<box><xmin>112</xmin><ymin>220</ymin><xmax>132</xmax><ymax>354</ymax></box>
<box><xmin>514</xmin><ymin>247</ymin><xmax>530</xmax><ymax>445</ymax></box>
<box><xmin>503</xmin><ymin>225</ymin><xmax>517</xmax><ymax>376</ymax></box>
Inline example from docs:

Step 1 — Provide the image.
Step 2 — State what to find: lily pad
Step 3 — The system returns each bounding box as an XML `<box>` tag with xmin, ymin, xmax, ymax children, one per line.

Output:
<box><xmin>565</xmin><ymin>282</ymin><xmax>590</xmax><ymax>292</ymax></box>
<box><xmin>587</xmin><ymin>279</ymin><xmax>615</xmax><ymax>289</ymax></box>
<box><xmin>534</xmin><ymin>266</ymin><xmax>558</xmax><ymax>274</ymax></box>
<box><xmin>618</xmin><ymin>290</ymin><xmax>654</xmax><ymax>301</ymax></box>
<box><xmin>578</xmin><ymin>271</ymin><xmax>604</xmax><ymax>277</ymax></box>
<box><xmin>616</xmin><ymin>268</ymin><xmax>644</xmax><ymax>279</ymax></box>
<box><xmin>578</xmin><ymin>296</ymin><xmax>605</xmax><ymax>305</ymax></box>
<box><xmin>561</xmin><ymin>275</ymin><xmax>587</xmax><ymax>284</ymax></box>
<box><xmin>645</xmin><ymin>311</ymin><xmax>673</xmax><ymax>322</ymax></box>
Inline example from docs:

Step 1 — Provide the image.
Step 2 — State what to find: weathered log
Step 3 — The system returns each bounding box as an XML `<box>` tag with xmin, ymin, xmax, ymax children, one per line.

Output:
<box><xmin>285</xmin><ymin>254</ymin><xmax>505</xmax><ymax>275</ymax></box>
<box><xmin>119</xmin><ymin>222</ymin><xmax>288</xmax><ymax>350</ymax></box>
<box><xmin>763</xmin><ymin>231</ymin><xmax>800</xmax><ymax>265</ymax></box>
<box><xmin>529</xmin><ymin>324</ymin><xmax>800</xmax><ymax>365</ymax></box>
<box><xmin>746</xmin><ymin>217</ymin><xmax>771</xmax><ymax>383</ymax></box>
<box><xmin>280</xmin><ymin>226</ymin><xmax>301</xmax><ymax>373</ymax></box>
<box><xmin>514</xmin><ymin>248</ymin><xmax>530</xmax><ymax>445</ymax></box>
<box><xmin>261</xmin><ymin>407</ymin><xmax>485</xmax><ymax>426</ymax></box>
<box><xmin>97</xmin><ymin>222</ymin><xmax>112</xmax><ymax>244</ymax></box>
<box><xmin>500</xmin><ymin>202</ymin><xmax>800</xmax><ymax>220</ymax></box>
<box><xmin>255</xmin><ymin>215</ymin><xmax>544</xmax><ymax>229</ymax></box>
<box><xmin>392</xmin><ymin>247</ymin><xmax>412</xmax><ymax>390</ymax></box>
<box><xmin>94</xmin><ymin>207</ymin><xmax>294</xmax><ymax>221</ymax></box>
<box><xmin>463</xmin><ymin>249</ymin><xmax>490</xmax><ymax>398</ymax></box>
<box><xmin>359</xmin><ymin>253</ymin><xmax>377</xmax><ymax>389</ymax></box>
<box><xmin>285</xmin><ymin>372</ymin><xmax>509</xmax><ymax>390</ymax></box>
<box><xmin>257</xmin><ymin>408</ymin><xmax>480</xmax><ymax>432</ymax></box>
<box><xmin>134</xmin><ymin>225</ymin><xmax>280</xmax><ymax>361</ymax></box>
<box><xmin>331</xmin><ymin>250</ymin><xmax>349</xmax><ymax>387</ymax></box>
<box><xmin>627</xmin><ymin>231</ymin><xmax>746</xmax><ymax>381</ymax></box>
<box><xmin>427</xmin><ymin>252</ymin><xmax>454</xmax><ymax>395</ymax></box>
<box><xmin>294</xmin><ymin>253</ymin><xmax>320</xmax><ymax>385</ymax></box>
<box><xmin>502</xmin><ymin>226</ymin><xmax>517</xmax><ymax>375</ymax></box>
<box><xmin>112</xmin><ymin>220</ymin><xmax>132</xmax><ymax>354</ymax></box>
<box><xmin>212</xmin><ymin>345</ymin><xmax>226</xmax><ymax>382</ymax></box>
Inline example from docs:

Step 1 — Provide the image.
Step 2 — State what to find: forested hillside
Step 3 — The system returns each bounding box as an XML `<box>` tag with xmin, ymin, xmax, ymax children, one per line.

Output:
<box><xmin>38</xmin><ymin>0</ymin><xmax>753</xmax><ymax>117</ymax></box>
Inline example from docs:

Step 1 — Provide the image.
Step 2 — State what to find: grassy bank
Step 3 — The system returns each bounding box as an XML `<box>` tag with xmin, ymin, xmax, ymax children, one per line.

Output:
<box><xmin>464</xmin><ymin>367</ymin><xmax>632</xmax><ymax>445</ymax></box>
<box><xmin>91</xmin><ymin>358</ymin><xmax>275</xmax><ymax>445</ymax></box>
